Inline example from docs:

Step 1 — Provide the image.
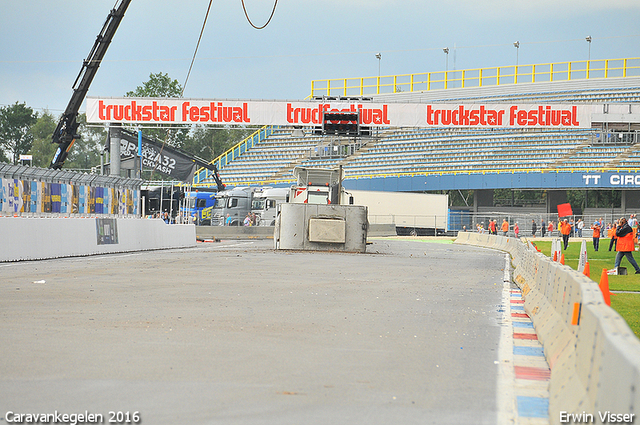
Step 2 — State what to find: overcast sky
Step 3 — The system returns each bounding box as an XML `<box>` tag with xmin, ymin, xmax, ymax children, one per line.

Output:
<box><xmin>1</xmin><ymin>0</ymin><xmax>639</xmax><ymax>115</ymax></box>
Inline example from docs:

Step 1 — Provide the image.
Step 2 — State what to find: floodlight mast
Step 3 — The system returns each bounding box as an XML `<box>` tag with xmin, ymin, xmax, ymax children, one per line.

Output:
<box><xmin>50</xmin><ymin>0</ymin><xmax>132</xmax><ymax>170</ymax></box>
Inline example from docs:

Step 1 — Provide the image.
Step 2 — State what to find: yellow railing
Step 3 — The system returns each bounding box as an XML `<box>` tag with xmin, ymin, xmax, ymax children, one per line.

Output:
<box><xmin>192</xmin><ymin>125</ymin><xmax>275</xmax><ymax>185</ymax></box>
<box><xmin>344</xmin><ymin>166</ymin><xmax>640</xmax><ymax>181</ymax></box>
<box><xmin>208</xmin><ymin>166</ymin><xmax>640</xmax><ymax>188</ymax></box>
<box><xmin>310</xmin><ymin>57</ymin><xmax>640</xmax><ymax>97</ymax></box>
<box><xmin>212</xmin><ymin>165</ymin><xmax>584</xmax><ymax>187</ymax></box>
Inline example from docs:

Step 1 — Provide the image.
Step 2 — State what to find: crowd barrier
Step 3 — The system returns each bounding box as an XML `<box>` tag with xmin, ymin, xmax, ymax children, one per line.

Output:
<box><xmin>0</xmin><ymin>217</ymin><xmax>195</xmax><ymax>262</ymax></box>
<box><xmin>455</xmin><ymin>231</ymin><xmax>640</xmax><ymax>424</ymax></box>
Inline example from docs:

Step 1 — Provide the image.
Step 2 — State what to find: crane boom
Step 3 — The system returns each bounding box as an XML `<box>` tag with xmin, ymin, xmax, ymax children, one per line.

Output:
<box><xmin>50</xmin><ymin>0</ymin><xmax>132</xmax><ymax>170</ymax></box>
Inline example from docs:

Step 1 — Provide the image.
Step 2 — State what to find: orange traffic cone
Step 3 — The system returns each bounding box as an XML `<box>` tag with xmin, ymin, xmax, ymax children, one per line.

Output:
<box><xmin>553</xmin><ymin>251</ymin><xmax>558</xmax><ymax>262</ymax></box>
<box><xmin>560</xmin><ymin>253</ymin><xmax>565</xmax><ymax>265</ymax></box>
<box><xmin>583</xmin><ymin>261</ymin><xmax>590</xmax><ymax>278</ymax></box>
<box><xmin>599</xmin><ymin>268</ymin><xmax>611</xmax><ymax>306</ymax></box>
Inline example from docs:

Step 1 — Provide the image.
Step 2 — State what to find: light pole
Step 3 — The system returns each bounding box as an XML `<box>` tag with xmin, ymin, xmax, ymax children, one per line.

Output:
<box><xmin>375</xmin><ymin>52</ymin><xmax>382</xmax><ymax>77</ymax></box>
<box><xmin>443</xmin><ymin>48</ymin><xmax>450</xmax><ymax>89</ymax></box>
<box><xmin>443</xmin><ymin>47</ymin><xmax>449</xmax><ymax>72</ymax></box>
<box><xmin>586</xmin><ymin>36</ymin><xmax>592</xmax><ymax>61</ymax></box>
<box><xmin>513</xmin><ymin>41</ymin><xmax>520</xmax><ymax>84</ymax></box>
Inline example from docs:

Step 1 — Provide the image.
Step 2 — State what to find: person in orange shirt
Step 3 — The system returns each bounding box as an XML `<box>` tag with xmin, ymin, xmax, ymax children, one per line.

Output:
<box><xmin>560</xmin><ymin>218</ymin><xmax>571</xmax><ymax>250</ymax></box>
<box><xmin>501</xmin><ymin>218</ymin><xmax>509</xmax><ymax>236</ymax></box>
<box><xmin>591</xmin><ymin>221</ymin><xmax>601</xmax><ymax>252</ymax></box>
<box><xmin>608</xmin><ymin>222</ymin><xmax>618</xmax><ymax>252</ymax></box>
<box><xmin>614</xmin><ymin>217</ymin><xmax>640</xmax><ymax>274</ymax></box>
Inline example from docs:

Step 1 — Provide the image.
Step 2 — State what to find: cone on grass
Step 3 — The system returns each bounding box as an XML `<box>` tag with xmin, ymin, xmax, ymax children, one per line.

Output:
<box><xmin>560</xmin><ymin>253</ymin><xmax>565</xmax><ymax>265</ymax></box>
<box><xmin>599</xmin><ymin>268</ymin><xmax>611</xmax><ymax>306</ymax></box>
<box><xmin>553</xmin><ymin>251</ymin><xmax>558</xmax><ymax>262</ymax></box>
<box><xmin>583</xmin><ymin>261</ymin><xmax>590</xmax><ymax>278</ymax></box>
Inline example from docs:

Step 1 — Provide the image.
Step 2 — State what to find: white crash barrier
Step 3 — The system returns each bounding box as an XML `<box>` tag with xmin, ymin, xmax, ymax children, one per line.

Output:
<box><xmin>0</xmin><ymin>217</ymin><xmax>196</xmax><ymax>262</ymax></box>
<box><xmin>455</xmin><ymin>232</ymin><xmax>640</xmax><ymax>424</ymax></box>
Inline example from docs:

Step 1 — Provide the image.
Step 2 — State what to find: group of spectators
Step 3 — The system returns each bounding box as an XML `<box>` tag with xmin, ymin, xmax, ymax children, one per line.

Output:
<box><xmin>149</xmin><ymin>210</ymin><xmax>198</xmax><ymax>224</ymax></box>
<box><xmin>472</xmin><ymin>215</ymin><xmax>638</xmax><ymax>245</ymax></box>
<box><xmin>224</xmin><ymin>212</ymin><xmax>258</xmax><ymax>226</ymax></box>
<box><xmin>471</xmin><ymin>213</ymin><xmax>640</xmax><ymax>274</ymax></box>
<box><xmin>242</xmin><ymin>212</ymin><xmax>258</xmax><ymax>226</ymax></box>
<box><xmin>147</xmin><ymin>211</ymin><xmax>175</xmax><ymax>224</ymax></box>
<box><xmin>475</xmin><ymin>218</ymin><xmax>553</xmax><ymax>238</ymax></box>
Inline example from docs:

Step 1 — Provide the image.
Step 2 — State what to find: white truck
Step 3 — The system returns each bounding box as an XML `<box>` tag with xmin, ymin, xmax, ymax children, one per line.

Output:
<box><xmin>251</xmin><ymin>187</ymin><xmax>288</xmax><ymax>226</ymax></box>
<box><xmin>210</xmin><ymin>186</ymin><xmax>289</xmax><ymax>226</ymax></box>
<box><xmin>342</xmin><ymin>189</ymin><xmax>448</xmax><ymax>236</ymax></box>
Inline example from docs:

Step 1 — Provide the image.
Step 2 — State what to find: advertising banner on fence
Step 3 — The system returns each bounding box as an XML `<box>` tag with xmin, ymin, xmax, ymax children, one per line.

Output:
<box><xmin>86</xmin><ymin>97</ymin><xmax>594</xmax><ymax>129</ymax></box>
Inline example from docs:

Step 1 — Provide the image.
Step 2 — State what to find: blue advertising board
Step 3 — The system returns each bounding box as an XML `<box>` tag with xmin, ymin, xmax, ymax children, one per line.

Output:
<box><xmin>343</xmin><ymin>171</ymin><xmax>640</xmax><ymax>192</ymax></box>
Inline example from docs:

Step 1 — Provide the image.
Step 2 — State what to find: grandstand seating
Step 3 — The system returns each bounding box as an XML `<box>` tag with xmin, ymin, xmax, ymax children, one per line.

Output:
<box><xmin>213</xmin><ymin>126</ymin><xmax>640</xmax><ymax>186</ymax></box>
<box><xmin>195</xmin><ymin>76</ymin><xmax>640</xmax><ymax>187</ymax></box>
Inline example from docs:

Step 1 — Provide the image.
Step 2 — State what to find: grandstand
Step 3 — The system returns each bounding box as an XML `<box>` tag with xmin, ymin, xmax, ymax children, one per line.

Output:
<box><xmin>192</xmin><ymin>57</ymin><xmax>640</xmax><ymax>218</ymax></box>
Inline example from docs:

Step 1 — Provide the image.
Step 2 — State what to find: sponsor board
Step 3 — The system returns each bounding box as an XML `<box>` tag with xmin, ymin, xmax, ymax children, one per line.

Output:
<box><xmin>583</xmin><ymin>174</ymin><xmax>640</xmax><ymax>187</ymax></box>
<box><xmin>87</xmin><ymin>97</ymin><xmax>594</xmax><ymax>129</ymax></box>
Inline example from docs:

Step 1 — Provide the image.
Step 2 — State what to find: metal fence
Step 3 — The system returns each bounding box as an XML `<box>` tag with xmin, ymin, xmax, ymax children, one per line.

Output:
<box><xmin>0</xmin><ymin>163</ymin><xmax>142</xmax><ymax>217</ymax></box>
<box><xmin>310</xmin><ymin>57</ymin><xmax>640</xmax><ymax>97</ymax></box>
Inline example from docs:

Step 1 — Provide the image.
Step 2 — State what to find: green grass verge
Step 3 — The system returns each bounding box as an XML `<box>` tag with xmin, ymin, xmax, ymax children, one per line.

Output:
<box><xmin>530</xmin><ymin>239</ymin><xmax>640</xmax><ymax>292</ymax></box>
<box><xmin>529</xmin><ymin>238</ymin><xmax>640</xmax><ymax>337</ymax></box>
<box><xmin>611</xmin><ymin>294</ymin><xmax>640</xmax><ymax>339</ymax></box>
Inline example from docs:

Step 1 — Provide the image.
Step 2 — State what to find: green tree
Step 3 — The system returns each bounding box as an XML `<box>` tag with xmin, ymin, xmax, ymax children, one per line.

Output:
<box><xmin>0</xmin><ymin>102</ymin><xmax>37</xmax><ymax>164</ymax></box>
<box><xmin>126</xmin><ymin>72</ymin><xmax>183</xmax><ymax>98</ymax></box>
<box><xmin>29</xmin><ymin>110</ymin><xmax>58</xmax><ymax>168</ymax></box>
<box><xmin>125</xmin><ymin>72</ymin><xmax>187</xmax><ymax>148</ymax></box>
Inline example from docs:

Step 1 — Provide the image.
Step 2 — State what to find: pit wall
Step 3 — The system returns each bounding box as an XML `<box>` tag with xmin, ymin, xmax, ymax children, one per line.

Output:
<box><xmin>0</xmin><ymin>217</ymin><xmax>195</xmax><ymax>262</ymax></box>
<box><xmin>455</xmin><ymin>232</ymin><xmax>640</xmax><ymax>425</ymax></box>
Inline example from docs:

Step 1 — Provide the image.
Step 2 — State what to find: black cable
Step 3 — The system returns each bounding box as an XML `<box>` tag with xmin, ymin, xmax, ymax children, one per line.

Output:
<box><xmin>182</xmin><ymin>0</ymin><xmax>214</xmax><ymax>96</ymax></box>
<box><xmin>241</xmin><ymin>0</ymin><xmax>278</xmax><ymax>30</ymax></box>
<box><xmin>158</xmin><ymin>0</ymin><xmax>214</xmax><ymax>161</ymax></box>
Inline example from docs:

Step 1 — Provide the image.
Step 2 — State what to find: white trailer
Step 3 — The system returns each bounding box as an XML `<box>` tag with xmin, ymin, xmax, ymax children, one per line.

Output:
<box><xmin>251</xmin><ymin>187</ymin><xmax>288</xmax><ymax>226</ymax></box>
<box><xmin>343</xmin><ymin>190</ymin><xmax>448</xmax><ymax>236</ymax></box>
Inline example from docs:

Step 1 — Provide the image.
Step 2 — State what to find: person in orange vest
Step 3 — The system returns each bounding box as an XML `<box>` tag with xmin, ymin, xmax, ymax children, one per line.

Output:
<box><xmin>560</xmin><ymin>218</ymin><xmax>571</xmax><ymax>250</ymax></box>
<box><xmin>590</xmin><ymin>221</ymin><xmax>601</xmax><ymax>252</ymax></box>
<box><xmin>613</xmin><ymin>217</ymin><xmax>640</xmax><ymax>274</ymax></box>
<box><xmin>501</xmin><ymin>218</ymin><xmax>509</xmax><ymax>236</ymax></box>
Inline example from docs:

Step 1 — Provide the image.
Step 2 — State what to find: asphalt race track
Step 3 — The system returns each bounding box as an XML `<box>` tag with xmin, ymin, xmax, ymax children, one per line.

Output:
<box><xmin>0</xmin><ymin>239</ymin><xmax>510</xmax><ymax>424</ymax></box>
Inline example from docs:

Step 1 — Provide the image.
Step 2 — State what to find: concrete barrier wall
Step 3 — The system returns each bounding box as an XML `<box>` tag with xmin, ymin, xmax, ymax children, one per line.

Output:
<box><xmin>195</xmin><ymin>225</ymin><xmax>274</xmax><ymax>240</ymax></box>
<box><xmin>455</xmin><ymin>232</ymin><xmax>640</xmax><ymax>424</ymax></box>
<box><xmin>194</xmin><ymin>223</ymin><xmax>396</xmax><ymax>240</ymax></box>
<box><xmin>0</xmin><ymin>217</ymin><xmax>195</xmax><ymax>262</ymax></box>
